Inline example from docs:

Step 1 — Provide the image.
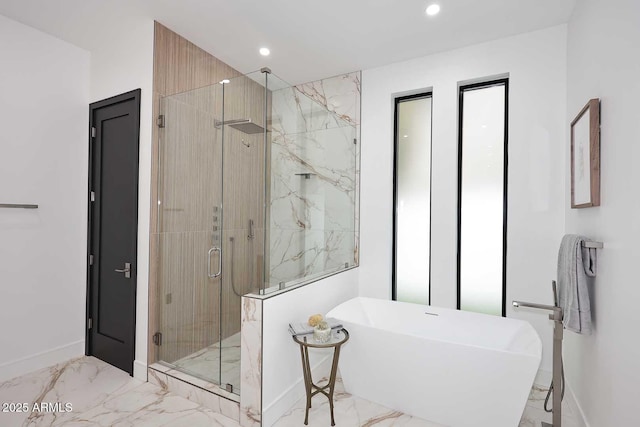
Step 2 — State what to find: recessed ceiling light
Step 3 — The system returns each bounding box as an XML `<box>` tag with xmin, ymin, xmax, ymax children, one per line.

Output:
<box><xmin>220</xmin><ymin>79</ymin><xmax>230</xmax><ymax>84</ymax></box>
<box><xmin>259</xmin><ymin>47</ymin><xmax>270</xmax><ymax>56</ymax></box>
<box><xmin>403</xmin><ymin>135</ymin><xmax>409</xmax><ymax>138</ymax></box>
<box><xmin>425</xmin><ymin>4</ymin><xmax>440</xmax><ymax>16</ymax></box>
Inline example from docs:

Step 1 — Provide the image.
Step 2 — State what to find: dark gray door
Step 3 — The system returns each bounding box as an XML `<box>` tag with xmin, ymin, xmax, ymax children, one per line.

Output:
<box><xmin>87</xmin><ymin>89</ymin><xmax>141</xmax><ymax>375</ymax></box>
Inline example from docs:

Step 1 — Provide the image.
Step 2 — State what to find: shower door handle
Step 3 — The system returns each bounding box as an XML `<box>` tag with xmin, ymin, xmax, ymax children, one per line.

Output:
<box><xmin>207</xmin><ymin>247</ymin><xmax>222</xmax><ymax>279</ymax></box>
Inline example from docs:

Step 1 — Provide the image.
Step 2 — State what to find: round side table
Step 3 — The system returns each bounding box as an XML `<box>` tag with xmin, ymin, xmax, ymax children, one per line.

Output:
<box><xmin>292</xmin><ymin>328</ymin><xmax>350</xmax><ymax>426</ymax></box>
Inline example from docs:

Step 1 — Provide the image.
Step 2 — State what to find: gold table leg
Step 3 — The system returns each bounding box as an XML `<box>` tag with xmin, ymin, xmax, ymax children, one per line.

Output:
<box><xmin>298</xmin><ymin>340</ymin><xmax>343</xmax><ymax>425</ymax></box>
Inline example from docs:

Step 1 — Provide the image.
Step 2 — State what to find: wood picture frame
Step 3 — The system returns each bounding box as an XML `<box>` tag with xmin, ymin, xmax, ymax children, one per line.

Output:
<box><xmin>571</xmin><ymin>98</ymin><xmax>600</xmax><ymax>208</ymax></box>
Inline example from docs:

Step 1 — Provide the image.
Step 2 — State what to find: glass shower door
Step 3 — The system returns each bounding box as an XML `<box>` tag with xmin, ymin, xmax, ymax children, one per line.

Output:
<box><xmin>217</xmin><ymin>72</ymin><xmax>269</xmax><ymax>393</ymax></box>
<box><xmin>156</xmin><ymin>83</ymin><xmax>226</xmax><ymax>388</ymax></box>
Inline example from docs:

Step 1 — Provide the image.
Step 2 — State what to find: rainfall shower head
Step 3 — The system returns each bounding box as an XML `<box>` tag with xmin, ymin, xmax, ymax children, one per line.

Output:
<box><xmin>215</xmin><ymin>118</ymin><xmax>265</xmax><ymax>135</ymax></box>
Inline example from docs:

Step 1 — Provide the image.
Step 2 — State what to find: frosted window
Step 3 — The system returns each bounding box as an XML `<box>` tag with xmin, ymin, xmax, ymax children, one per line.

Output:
<box><xmin>458</xmin><ymin>82</ymin><xmax>507</xmax><ymax>316</ymax></box>
<box><xmin>394</xmin><ymin>95</ymin><xmax>432</xmax><ymax>305</ymax></box>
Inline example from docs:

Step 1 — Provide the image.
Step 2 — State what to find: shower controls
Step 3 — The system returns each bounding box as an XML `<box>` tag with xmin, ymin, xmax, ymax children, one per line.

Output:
<box><xmin>114</xmin><ymin>262</ymin><xmax>131</xmax><ymax>279</ymax></box>
<box><xmin>212</xmin><ymin>208</ymin><xmax>220</xmax><ymax>242</ymax></box>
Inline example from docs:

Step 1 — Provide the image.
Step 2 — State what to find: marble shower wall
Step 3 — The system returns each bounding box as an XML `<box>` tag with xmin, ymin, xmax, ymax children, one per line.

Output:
<box><xmin>268</xmin><ymin>72</ymin><xmax>361</xmax><ymax>286</ymax></box>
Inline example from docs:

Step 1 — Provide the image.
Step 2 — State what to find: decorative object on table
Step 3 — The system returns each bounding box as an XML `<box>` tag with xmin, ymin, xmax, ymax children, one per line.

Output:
<box><xmin>308</xmin><ymin>313</ymin><xmax>323</xmax><ymax>327</ymax></box>
<box><xmin>313</xmin><ymin>320</ymin><xmax>332</xmax><ymax>343</ymax></box>
<box><xmin>292</xmin><ymin>328</ymin><xmax>350</xmax><ymax>426</ymax></box>
<box><xmin>570</xmin><ymin>98</ymin><xmax>600</xmax><ymax>208</ymax></box>
<box><xmin>288</xmin><ymin>317</ymin><xmax>342</xmax><ymax>335</ymax></box>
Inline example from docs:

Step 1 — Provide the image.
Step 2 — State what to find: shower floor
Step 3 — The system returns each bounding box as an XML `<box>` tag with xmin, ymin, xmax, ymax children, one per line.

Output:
<box><xmin>171</xmin><ymin>332</ymin><xmax>242</xmax><ymax>392</ymax></box>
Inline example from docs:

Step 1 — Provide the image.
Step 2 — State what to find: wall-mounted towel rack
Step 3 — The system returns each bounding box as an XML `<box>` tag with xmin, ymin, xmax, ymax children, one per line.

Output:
<box><xmin>0</xmin><ymin>203</ymin><xmax>38</xmax><ymax>209</ymax></box>
<box><xmin>582</xmin><ymin>241</ymin><xmax>603</xmax><ymax>249</ymax></box>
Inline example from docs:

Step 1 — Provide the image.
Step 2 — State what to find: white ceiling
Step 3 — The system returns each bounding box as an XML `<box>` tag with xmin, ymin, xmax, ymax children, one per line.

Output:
<box><xmin>0</xmin><ymin>0</ymin><xmax>576</xmax><ymax>84</ymax></box>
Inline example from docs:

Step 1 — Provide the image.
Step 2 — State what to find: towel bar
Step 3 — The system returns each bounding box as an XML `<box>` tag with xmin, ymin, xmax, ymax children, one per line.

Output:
<box><xmin>581</xmin><ymin>241</ymin><xmax>603</xmax><ymax>249</ymax></box>
<box><xmin>0</xmin><ymin>203</ymin><xmax>38</xmax><ymax>209</ymax></box>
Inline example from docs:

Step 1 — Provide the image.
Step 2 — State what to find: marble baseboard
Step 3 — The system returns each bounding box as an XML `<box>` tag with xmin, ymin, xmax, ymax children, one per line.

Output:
<box><xmin>148</xmin><ymin>367</ymin><xmax>240</xmax><ymax>421</ymax></box>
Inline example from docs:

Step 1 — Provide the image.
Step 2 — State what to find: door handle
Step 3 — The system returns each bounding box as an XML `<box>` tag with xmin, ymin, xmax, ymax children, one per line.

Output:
<box><xmin>207</xmin><ymin>247</ymin><xmax>222</xmax><ymax>279</ymax></box>
<box><xmin>115</xmin><ymin>262</ymin><xmax>132</xmax><ymax>279</ymax></box>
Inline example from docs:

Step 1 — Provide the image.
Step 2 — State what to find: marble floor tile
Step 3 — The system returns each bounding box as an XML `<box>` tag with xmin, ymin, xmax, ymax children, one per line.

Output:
<box><xmin>518</xmin><ymin>383</ymin><xmax>582</xmax><ymax>427</ymax></box>
<box><xmin>1</xmin><ymin>356</ymin><xmax>582</xmax><ymax>427</ymax></box>
<box><xmin>275</xmin><ymin>376</ymin><xmax>581</xmax><ymax>427</ymax></box>
<box><xmin>58</xmin><ymin>382</ymin><xmax>237</xmax><ymax>427</ymax></box>
<box><xmin>273</xmin><ymin>392</ymin><xmax>446</xmax><ymax>426</ymax></box>
<box><xmin>0</xmin><ymin>356</ymin><xmax>139</xmax><ymax>426</ymax></box>
<box><xmin>524</xmin><ymin>383</ymin><xmax>578</xmax><ymax>418</ymax></box>
<box><xmin>519</xmin><ymin>404</ymin><xmax>582</xmax><ymax>427</ymax></box>
<box><xmin>171</xmin><ymin>332</ymin><xmax>241</xmax><ymax>392</ymax></box>
<box><xmin>0</xmin><ymin>356</ymin><xmax>240</xmax><ymax>427</ymax></box>
<box><xmin>273</xmin><ymin>377</ymin><xmax>445</xmax><ymax>427</ymax></box>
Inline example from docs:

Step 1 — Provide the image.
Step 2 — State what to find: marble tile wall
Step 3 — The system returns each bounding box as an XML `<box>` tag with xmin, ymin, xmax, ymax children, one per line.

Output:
<box><xmin>268</xmin><ymin>72</ymin><xmax>361</xmax><ymax>286</ymax></box>
<box><xmin>240</xmin><ymin>296</ymin><xmax>262</xmax><ymax>426</ymax></box>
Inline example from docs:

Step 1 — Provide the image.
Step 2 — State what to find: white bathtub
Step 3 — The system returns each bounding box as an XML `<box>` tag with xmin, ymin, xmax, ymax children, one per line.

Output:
<box><xmin>327</xmin><ymin>297</ymin><xmax>541</xmax><ymax>427</ymax></box>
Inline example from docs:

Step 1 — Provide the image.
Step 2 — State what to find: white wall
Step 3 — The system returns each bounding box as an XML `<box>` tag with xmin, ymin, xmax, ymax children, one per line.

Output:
<box><xmin>262</xmin><ymin>269</ymin><xmax>359</xmax><ymax>426</ymax></box>
<box><xmin>564</xmin><ymin>0</ymin><xmax>640</xmax><ymax>425</ymax></box>
<box><xmin>0</xmin><ymin>14</ymin><xmax>90</xmax><ymax>381</ymax></box>
<box><xmin>359</xmin><ymin>25</ymin><xmax>567</xmax><ymax>375</ymax></box>
<box><xmin>88</xmin><ymin>16</ymin><xmax>155</xmax><ymax>381</ymax></box>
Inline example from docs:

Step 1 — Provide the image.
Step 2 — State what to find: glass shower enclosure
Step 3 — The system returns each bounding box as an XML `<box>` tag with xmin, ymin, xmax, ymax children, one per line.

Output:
<box><xmin>152</xmin><ymin>69</ymin><xmax>358</xmax><ymax>394</ymax></box>
<box><xmin>154</xmin><ymin>69</ymin><xmax>276</xmax><ymax>393</ymax></box>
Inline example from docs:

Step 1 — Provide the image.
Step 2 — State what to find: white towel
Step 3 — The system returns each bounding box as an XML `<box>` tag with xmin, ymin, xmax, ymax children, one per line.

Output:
<box><xmin>557</xmin><ymin>234</ymin><xmax>597</xmax><ymax>334</ymax></box>
<box><xmin>288</xmin><ymin>317</ymin><xmax>343</xmax><ymax>335</ymax></box>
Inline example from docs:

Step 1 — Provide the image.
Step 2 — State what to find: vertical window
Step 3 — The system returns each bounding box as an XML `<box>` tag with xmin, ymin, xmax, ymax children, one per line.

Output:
<box><xmin>457</xmin><ymin>79</ymin><xmax>508</xmax><ymax>316</ymax></box>
<box><xmin>393</xmin><ymin>93</ymin><xmax>433</xmax><ymax>305</ymax></box>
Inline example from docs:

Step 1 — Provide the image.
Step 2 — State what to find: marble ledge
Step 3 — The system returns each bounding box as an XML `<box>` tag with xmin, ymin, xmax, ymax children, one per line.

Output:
<box><xmin>149</xmin><ymin>363</ymin><xmax>239</xmax><ymax>402</ymax></box>
<box><xmin>148</xmin><ymin>367</ymin><xmax>240</xmax><ymax>422</ymax></box>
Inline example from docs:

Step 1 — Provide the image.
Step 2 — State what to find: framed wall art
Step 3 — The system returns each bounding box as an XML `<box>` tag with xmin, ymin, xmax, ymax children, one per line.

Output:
<box><xmin>571</xmin><ymin>98</ymin><xmax>600</xmax><ymax>208</ymax></box>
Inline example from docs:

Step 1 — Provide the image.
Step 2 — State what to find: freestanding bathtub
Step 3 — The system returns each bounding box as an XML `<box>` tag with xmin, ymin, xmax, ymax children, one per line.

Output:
<box><xmin>327</xmin><ymin>297</ymin><xmax>541</xmax><ymax>427</ymax></box>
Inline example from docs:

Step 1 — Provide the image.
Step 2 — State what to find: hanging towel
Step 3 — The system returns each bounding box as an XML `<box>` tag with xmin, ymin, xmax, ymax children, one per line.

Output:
<box><xmin>557</xmin><ymin>234</ymin><xmax>597</xmax><ymax>334</ymax></box>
